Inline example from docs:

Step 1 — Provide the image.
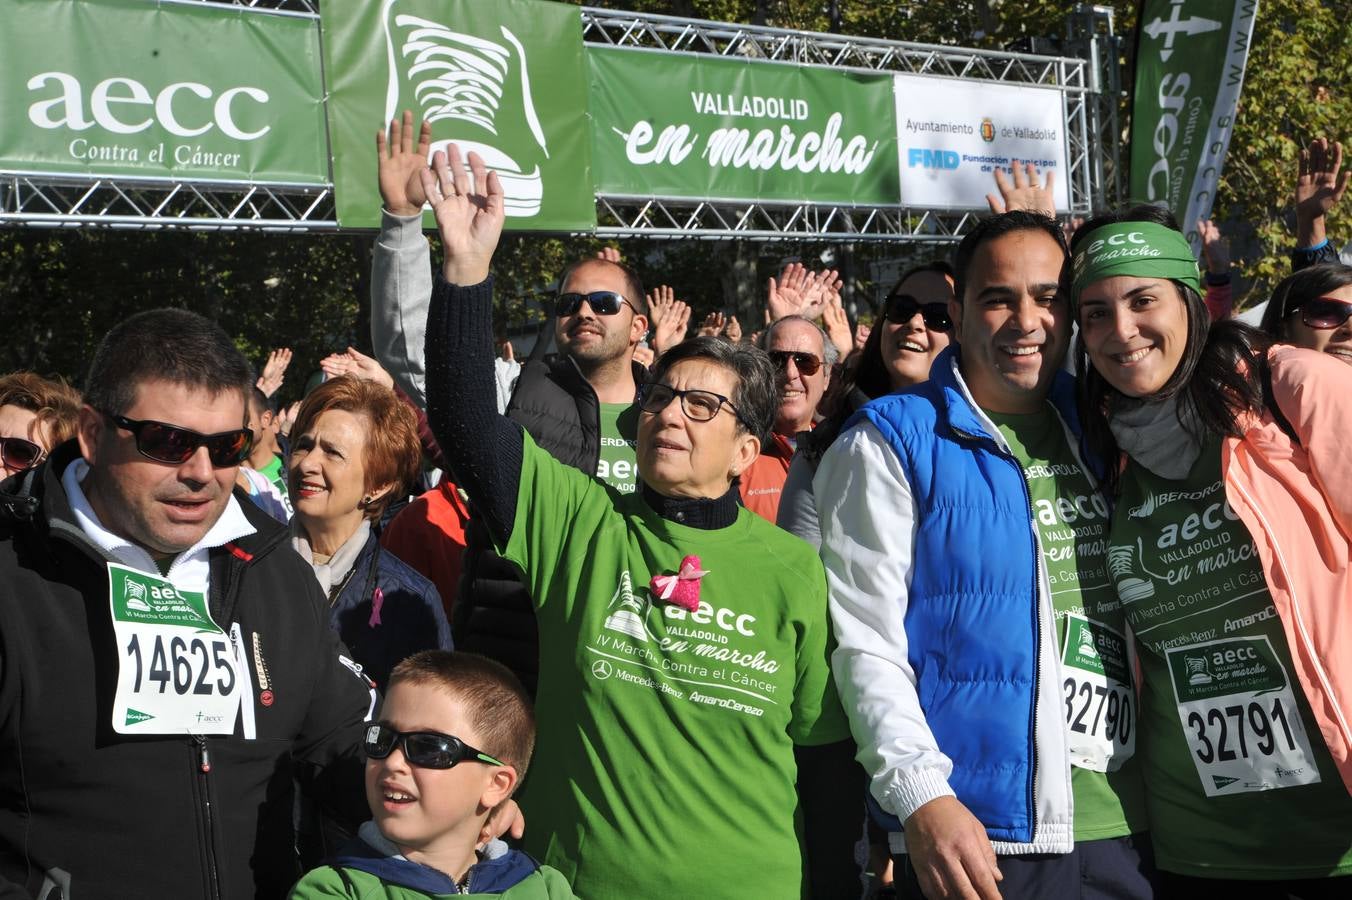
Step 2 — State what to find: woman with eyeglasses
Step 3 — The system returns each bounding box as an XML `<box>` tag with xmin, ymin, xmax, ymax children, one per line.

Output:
<box><xmin>286</xmin><ymin>375</ymin><xmax>451</xmax><ymax>690</ymax></box>
<box><xmin>1071</xmin><ymin>205</ymin><xmax>1352</xmax><ymax>895</ymax></box>
<box><xmin>776</xmin><ymin>262</ymin><xmax>955</xmax><ymax>548</ymax></box>
<box><xmin>419</xmin><ymin>145</ymin><xmax>857</xmax><ymax>900</ymax></box>
<box><xmin>0</xmin><ymin>372</ymin><xmax>82</xmax><ymax>479</ymax></box>
<box><xmin>1258</xmin><ymin>263</ymin><xmax>1352</xmax><ymax>366</ymax></box>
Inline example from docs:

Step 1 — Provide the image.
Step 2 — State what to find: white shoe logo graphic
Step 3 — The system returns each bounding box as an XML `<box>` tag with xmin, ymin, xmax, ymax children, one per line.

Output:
<box><xmin>382</xmin><ymin>3</ymin><xmax>549</xmax><ymax>217</ymax></box>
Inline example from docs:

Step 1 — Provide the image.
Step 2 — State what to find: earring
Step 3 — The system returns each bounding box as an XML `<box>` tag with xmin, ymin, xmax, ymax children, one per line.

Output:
<box><xmin>360</xmin><ymin>495</ymin><xmax>373</xmax><ymax>508</ymax></box>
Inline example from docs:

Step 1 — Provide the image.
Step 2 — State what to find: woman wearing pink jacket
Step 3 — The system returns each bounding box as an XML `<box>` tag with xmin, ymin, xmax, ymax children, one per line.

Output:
<box><xmin>1070</xmin><ymin>205</ymin><xmax>1352</xmax><ymax>898</ymax></box>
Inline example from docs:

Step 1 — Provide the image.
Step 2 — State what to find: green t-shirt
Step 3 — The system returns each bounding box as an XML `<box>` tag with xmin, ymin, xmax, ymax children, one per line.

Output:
<box><xmin>595</xmin><ymin>402</ymin><xmax>639</xmax><ymax>494</ymax></box>
<box><xmin>257</xmin><ymin>453</ymin><xmax>293</xmax><ymax>516</ymax></box>
<box><xmin>989</xmin><ymin>406</ymin><xmax>1147</xmax><ymax>842</ymax></box>
<box><xmin>504</xmin><ymin>433</ymin><xmax>850</xmax><ymax>899</ymax></box>
<box><xmin>1108</xmin><ymin>439</ymin><xmax>1352</xmax><ymax>878</ymax></box>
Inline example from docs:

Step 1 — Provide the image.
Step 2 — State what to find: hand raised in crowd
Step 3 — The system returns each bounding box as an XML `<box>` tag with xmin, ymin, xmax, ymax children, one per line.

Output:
<box><xmin>853</xmin><ymin>322</ymin><xmax>871</xmax><ymax>352</ymax></box>
<box><xmin>1197</xmin><ymin>218</ymin><xmax>1230</xmax><ymax>274</ymax></box>
<box><xmin>255</xmin><ymin>347</ymin><xmax>292</xmax><ymax>398</ymax></box>
<box><xmin>319</xmin><ymin>346</ymin><xmax>395</xmax><ymax>390</ymax></box>
<box><xmin>722</xmin><ymin>314</ymin><xmax>742</xmax><ymax>343</ymax></box>
<box><xmin>632</xmin><ymin>344</ymin><xmax>655</xmax><ymax>367</ymax></box>
<box><xmin>1294</xmin><ymin>137</ymin><xmax>1349</xmax><ymax>249</ymax></box>
<box><xmin>1061</xmin><ymin>214</ymin><xmax>1084</xmax><ymax>247</ymax></box>
<box><xmin>986</xmin><ymin>161</ymin><xmax>1055</xmax><ymax>218</ymax></box>
<box><xmin>420</xmin><ymin>143</ymin><xmax>505</xmax><ymax>286</ymax></box>
<box><xmin>276</xmin><ymin>400</ymin><xmax>301</xmax><ymax>438</ymax></box>
<box><xmin>477</xmin><ymin>798</ymin><xmax>526</xmax><ymax>849</ymax></box>
<box><xmin>595</xmin><ymin>246</ymin><xmax>622</xmax><ymax>264</ymax></box>
<box><xmin>904</xmin><ymin>796</ymin><xmax>1003</xmax><ymax>900</ymax></box>
<box><xmin>499</xmin><ymin>339</ymin><xmax>515</xmax><ymax>362</ymax></box>
<box><xmin>698</xmin><ymin>310</ymin><xmax>726</xmax><ymax>338</ymax></box>
<box><xmin>821</xmin><ymin>293</ymin><xmax>853</xmax><ymax>361</ymax></box>
<box><xmin>646</xmin><ymin>285</ymin><xmax>690</xmax><ymax>356</ymax></box>
<box><xmin>767</xmin><ymin>262</ymin><xmax>841</xmax><ymax>323</ymax></box>
<box><xmin>376</xmin><ymin>109</ymin><xmax>433</xmax><ymax>217</ymax></box>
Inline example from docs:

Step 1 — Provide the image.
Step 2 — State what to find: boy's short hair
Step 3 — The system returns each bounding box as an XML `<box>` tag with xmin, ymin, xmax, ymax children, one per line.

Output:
<box><xmin>388</xmin><ymin>651</ymin><xmax>535</xmax><ymax>785</ymax></box>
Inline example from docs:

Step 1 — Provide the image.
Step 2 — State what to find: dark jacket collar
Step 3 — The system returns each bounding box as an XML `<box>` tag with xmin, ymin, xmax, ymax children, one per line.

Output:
<box><xmin>640</xmin><ymin>481</ymin><xmax>741</xmax><ymax>530</ymax></box>
<box><xmin>333</xmin><ymin>836</ymin><xmax>542</xmax><ymax>894</ymax></box>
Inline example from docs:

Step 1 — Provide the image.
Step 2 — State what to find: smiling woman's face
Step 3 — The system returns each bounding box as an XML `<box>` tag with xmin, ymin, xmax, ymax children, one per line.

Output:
<box><xmin>880</xmin><ymin>270</ymin><xmax>955</xmax><ymax>389</ymax></box>
<box><xmin>1077</xmin><ymin>275</ymin><xmax>1190</xmax><ymax>398</ymax></box>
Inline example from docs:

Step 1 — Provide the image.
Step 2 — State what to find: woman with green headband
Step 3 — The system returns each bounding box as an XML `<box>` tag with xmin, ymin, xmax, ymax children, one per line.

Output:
<box><xmin>1070</xmin><ymin>205</ymin><xmax>1352</xmax><ymax>896</ymax></box>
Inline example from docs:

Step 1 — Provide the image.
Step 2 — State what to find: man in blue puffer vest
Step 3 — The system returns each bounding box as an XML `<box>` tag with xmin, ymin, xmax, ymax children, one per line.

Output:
<box><xmin>817</xmin><ymin>212</ymin><xmax>1156</xmax><ymax>900</ymax></box>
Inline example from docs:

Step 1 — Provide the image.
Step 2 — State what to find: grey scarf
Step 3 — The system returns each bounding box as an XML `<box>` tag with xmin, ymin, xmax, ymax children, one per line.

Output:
<box><xmin>290</xmin><ymin>518</ymin><xmax>371</xmax><ymax>597</ymax></box>
<box><xmin>1108</xmin><ymin>392</ymin><xmax>1205</xmax><ymax>480</ymax></box>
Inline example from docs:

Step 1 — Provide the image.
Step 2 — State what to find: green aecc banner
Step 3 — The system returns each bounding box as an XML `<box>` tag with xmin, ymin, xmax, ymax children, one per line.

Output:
<box><xmin>589</xmin><ymin>47</ymin><xmax>900</xmax><ymax>205</ymax></box>
<box><xmin>321</xmin><ymin>0</ymin><xmax>596</xmax><ymax>231</ymax></box>
<box><xmin>0</xmin><ymin>0</ymin><xmax>328</xmax><ymax>184</ymax></box>
<box><xmin>1129</xmin><ymin>0</ymin><xmax>1259</xmax><ymax>252</ymax></box>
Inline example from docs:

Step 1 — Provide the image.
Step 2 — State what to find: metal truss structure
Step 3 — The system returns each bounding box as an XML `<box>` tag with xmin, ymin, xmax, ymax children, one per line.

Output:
<box><xmin>1</xmin><ymin>0</ymin><xmax>1123</xmax><ymax>240</ymax></box>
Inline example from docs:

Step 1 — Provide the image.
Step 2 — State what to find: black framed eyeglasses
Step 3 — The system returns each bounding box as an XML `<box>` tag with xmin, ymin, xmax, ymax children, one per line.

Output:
<box><xmin>555</xmin><ymin>290</ymin><xmax>636</xmax><ymax>317</ymax></box>
<box><xmin>363</xmin><ymin>723</ymin><xmax>504</xmax><ymax>770</ymax></box>
<box><xmin>104</xmin><ymin>413</ymin><xmax>253</xmax><ymax>468</ymax></box>
<box><xmin>638</xmin><ymin>382</ymin><xmax>750</xmax><ymax>428</ymax></box>
<box><xmin>767</xmin><ymin>350</ymin><xmax>823</xmax><ymax>377</ymax></box>
<box><xmin>0</xmin><ymin>436</ymin><xmax>44</xmax><ymax>472</ymax></box>
<box><xmin>883</xmin><ymin>293</ymin><xmax>953</xmax><ymax>332</ymax></box>
<box><xmin>1292</xmin><ymin>296</ymin><xmax>1352</xmax><ymax>330</ymax></box>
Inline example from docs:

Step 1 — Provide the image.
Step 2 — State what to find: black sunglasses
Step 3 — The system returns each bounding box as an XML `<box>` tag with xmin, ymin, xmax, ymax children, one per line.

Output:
<box><xmin>0</xmin><ymin>436</ymin><xmax>44</xmax><ymax>472</ymax></box>
<box><xmin>638</xmin><ymin>382</ymin><xmax>751</xmax><ymax>429</ymax></box>
<box><xmin>883</xmin><ymin>294</ymin><xmax>953</xmax><ymax>332</ymax></box>
<box><xmin>767</xmin><ymin>350</ymin><xmax>823</xmax><ymax>376</ymax></box>
<box><xmin>1292</xmin><ymin>296</ymin><xmax>1352</xmax><ymax>330</ymax></box>
<box><xmin>555</xmin><ymin>291</ymin><xmax>636</xmax><ymax>317</ymax></box>
<box><xmin>104</xmin><ymin>413</ymin><xmax>253</xmax><ymax>468</ymax></box>
<box><xmin>363</xmin><ymin>723</ymin><xmax>504</xmax><ymax>770</ymax></box>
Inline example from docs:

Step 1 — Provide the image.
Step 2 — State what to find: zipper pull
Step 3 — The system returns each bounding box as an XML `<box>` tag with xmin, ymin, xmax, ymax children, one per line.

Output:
<box><xmin>195</xmin><ymin>736</ymin><xmax>212</xmax><ymax>774</ymax></box>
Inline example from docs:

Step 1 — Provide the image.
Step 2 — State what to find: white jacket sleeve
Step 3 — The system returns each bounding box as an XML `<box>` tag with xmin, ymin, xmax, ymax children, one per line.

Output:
<box><xmin>815</xmin><ymin>421</ymin><xmax>956</xmax><ymax>824</ymax></box>
<box><xmin>370</xmin><ymin>209</ymin><xmax>432</xmax><ymax>406</ymax></box>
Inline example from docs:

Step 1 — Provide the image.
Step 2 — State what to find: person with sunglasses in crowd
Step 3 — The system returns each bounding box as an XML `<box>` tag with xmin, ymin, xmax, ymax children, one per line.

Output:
<box><xmin>0</xmin><ymin>309</ymin><xmax>384</xmax><ymax>899</ymax></box>
<box><xmin>819</xmin><ymin>211</ymin><xmax>1154</xmax><ymax>900</ymax></box>
<box><xmin>737</xmin><ymin>315</ymin><xmax>838</xmax><ymax>521</ymax></box>
<box><xmin>1072</xmin><ymin>205</ymin><xmax>1352</xmax><ymax>896</ymax></box>
<box><xmin>367</xmin><ymin>114</ymin><xmax>651</xmax><ymax>699</ymax></box>
<box><xmin>1258</xmin><ymin>262</ymin><xmax>1352</xmax><ymax>366</ymax></box>
<box><xmin>291</xmin><ymin>650</ymin><xmax>577</xmax><ymax>899</ymax></box>
<box><xmin>777</xmin><ymin>262</ymin><xmax>954</xmax><ymax>549</ymax></box>
<box><xmin>0</xmin><ymin>371</ymin><xmax>81</xmax><ymax>479</ymax></box>
<box><xmin>419</xmin><ymin>144</ymin><xmax>858</xmax><ymax>899</ymax></box>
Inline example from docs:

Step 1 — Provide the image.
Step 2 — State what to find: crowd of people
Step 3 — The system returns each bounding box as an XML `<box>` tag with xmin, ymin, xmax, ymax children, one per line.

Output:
<box><xmin>0</xmin><ymin>110</ymin><xmax>1348</xmax><ymax>900</ymax></box>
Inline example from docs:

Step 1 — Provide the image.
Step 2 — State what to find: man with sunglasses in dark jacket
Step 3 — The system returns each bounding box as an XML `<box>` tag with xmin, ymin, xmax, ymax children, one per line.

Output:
<box><xmin>0</xmin><ymin>309</ymin><xmax>377</xmax><ymax>900</ymax></box>
<box><xmin>369</xmin><ymin>113</ymin><xmax>650</xmax><ymax>697</ymax></box>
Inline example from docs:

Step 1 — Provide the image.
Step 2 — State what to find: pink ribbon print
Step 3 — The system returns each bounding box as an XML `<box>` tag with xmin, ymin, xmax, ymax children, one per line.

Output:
<box><xmin>648</xmin><ymin>555</ymin><xmax>709</xmax><ymax>612</ymax></box>
<box><xmin>368</xmin><ymin>586</ymin><xmax>384</xmax><ymax>628</ymax></box>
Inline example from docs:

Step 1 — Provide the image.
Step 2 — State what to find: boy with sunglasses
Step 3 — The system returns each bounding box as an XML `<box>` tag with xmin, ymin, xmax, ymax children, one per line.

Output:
<box><xmin>292</xmin><ymin>651</ymin><xmax>574</xmax><ymax>899</ymax></box>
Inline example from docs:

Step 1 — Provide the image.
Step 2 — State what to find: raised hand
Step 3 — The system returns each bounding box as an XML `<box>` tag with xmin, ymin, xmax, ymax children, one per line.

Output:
<box><xmin>1197</xmin><ymin>219</ymin><xmax>1230</xmax><ymax>274</ymax></box>
<box><xmin>376</xmin><ymin>110</ymin><xmax>433</xmax><ymax>217</ymax></box>
<box><xmin>767</xmin><ymin>261</ymin><xmax>811</xmax><ymax>323</ymax></box>
<box><xmin>256</xmin><ymin>347</ymin><xmax>292</xmax><ymax>398</ymax></box>
<box><xmin>723</xmin><ymin>315</ymin><xmax>743</xmax><ymax>343</ymax></box>
<box><xmin>1295</xmin><ymin>137</ymin><xmax>1349</xmax><ymax>248</ymax></box>
<box><xmin>419</xmin><ymin>144</ymin><xmax>505</xmax><ymax>286</ymax></box>
<box><xmin>821</xmin><ymin>294</ymin><xmax>853</xmax><ymax>360</ymax></box>
<box><xmin>595</xmin><ymin>246</ymin><xmax>622</xmax><ymax>264</ymax></box>
<box><xmin>986</xmin><ymin>161</ymin><xmax>1055</xmax><ymax>218</ymax></box>
<box><xmin>801</xmin><ymin>268</ymin><xmax>843</xmax><ymax>322</ymax></box>
<box><xmin>632</xmin><ymin>345</ymin><xmax>655</xmax><ymax>367</ymax></box>
<box><xmin>698</xmin><ymin>310</ymin><xmax>726</xmax><ymax>338</ymax></box>
<box><xmin>319</xmin><ymin>347</ymin><xmax>395</xmax><ymax>390</ymax></box>
<box><xmin>853</xmin><ymin>323</ymin><xmax>871</xmax><ymax>352</ymax></box>
<box><xmin>647</xmin><ymin>286</ymin><xmax>691</xmax><ymax>356</ymax></box>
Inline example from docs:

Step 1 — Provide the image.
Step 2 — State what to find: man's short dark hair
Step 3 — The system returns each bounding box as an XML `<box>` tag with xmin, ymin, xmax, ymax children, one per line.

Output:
<box><xmin>250</xmin><ymin>387</ymin><xmax>276</xmax><ymax>417</ymax></box>
<box><xmin>556</xmin><ymin>257</ymin><xmax>649</xmax><ymax>318</ymax></box>
<box><xmin>650</xmin><ymin>336</ymin><xmax>778</xmax><ymax>444</ymax></box>
<box><xmin>952</xmin><ymin>211</ymin><xmax>1068</xmax><ymax>304</ymax></box>
<box><xmin>83</xmin><ymin>308</ymin><xmax>254</xmax><ymax>419</ymax></box>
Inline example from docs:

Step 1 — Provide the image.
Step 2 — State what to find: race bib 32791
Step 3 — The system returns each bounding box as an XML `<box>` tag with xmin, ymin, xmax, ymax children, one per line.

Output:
<box><xmin>107</xmin><ymin>563</ymin><xmax>245</xmax><ymax>735</ymax></box>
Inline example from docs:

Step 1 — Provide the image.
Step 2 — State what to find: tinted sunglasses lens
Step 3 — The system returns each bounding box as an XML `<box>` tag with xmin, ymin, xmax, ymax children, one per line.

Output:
<box><xmin>363</xmin><ymin>724</ymin><xmax>396</xmax><ymax>759</ymax></box>
<box><xmin>555</xmin><ymin>293</ymin><xmax>581</xmax><ymax>316</ymax></box>
<box><xmin>771</xmin><ymin>351</ymin><xmax>820</xmax><ymax>376</ymax></box>
<box><xmin>404</xmin><ymin>733</ymin><xmax>459</xmax><ymax>768</ymax></box>
<box><xmin>884</xmin><ymin>295</ymin><xmax>920</xmax><ymax>324</ymax></box>
<box><xmin>1303</xmin><ymin>299</ymin><xmax>1352</xmax><ymax>329</ymax></box>
<box><xmin>206</xmin><ymin>430</ymin><xmax>252</xmax><ymax>467</ymax></box>
<box><xmin>922</xmin><ymin>305</ymin><xmax>954</xmax><ymax>332</ymax></box>
<box><xmin>1</xmin><ymin>437</ymin><xmax>42</xmax><ymax>470</ymax></box>
<box><xmin>557</xmin><ymin>292</ymin><xmax>625</xmax><ymax>316</ymax></box>
<box><xmin>135</xmin><ymin>422</ymin><xmax>198</xmax><ymax>464</ymax></box>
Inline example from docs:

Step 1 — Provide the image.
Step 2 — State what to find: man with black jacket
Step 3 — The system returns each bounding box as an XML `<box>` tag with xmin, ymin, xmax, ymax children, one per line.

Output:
<box><xmin>370</xmin><ymin>113</ymin><xmax>649</xmax><ymax>694</ymax></box>
<box><xmin>0</xmin><ymin>309</ymin><xmax>376</xmax><ymax>900</ymax></box>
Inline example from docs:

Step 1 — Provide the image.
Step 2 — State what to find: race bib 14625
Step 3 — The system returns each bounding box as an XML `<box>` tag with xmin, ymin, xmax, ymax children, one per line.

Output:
<box><xmin>107</xmin><ymin>563</ymin><xmax>245</xmax><ymax>735</ymax></box>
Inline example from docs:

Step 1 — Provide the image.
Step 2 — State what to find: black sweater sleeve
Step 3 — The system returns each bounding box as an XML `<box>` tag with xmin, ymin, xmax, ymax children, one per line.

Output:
<box><xmin>424</xmin><ymin>273</ymin><xmax>523</xmax><ymax>548</ymax></box>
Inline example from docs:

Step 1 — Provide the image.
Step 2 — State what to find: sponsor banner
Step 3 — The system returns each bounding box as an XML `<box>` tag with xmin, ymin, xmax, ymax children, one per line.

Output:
<box><xmin>893</xmin><ymin>74</ymin><xmax>1070</xmax><ymax>211</ymax></box>
<box><xmin>1129</xmin><ymin>0</ymin><xmax>1259</xmax><ymax>253</ymax></box>
<box><xmin>321</xmin><ymin>0</ymin><xmax>595</xmax><ymax>230</ymax></box>
<box><xmin>588</xmin><ymin>47</ymin><xmax>899</xmax><ymax>205</ymax></box>
<box><xmin>0</xmin><ymin>0</ymin><xmax>327</xmax><ymax>183</ymax></box>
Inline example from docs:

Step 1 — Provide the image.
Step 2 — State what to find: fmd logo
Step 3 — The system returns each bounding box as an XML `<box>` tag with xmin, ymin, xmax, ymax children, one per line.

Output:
<box><xmin>907</xmin><ymin>148</ymin><xmax>959</xmax><ymax>170</ymax></box>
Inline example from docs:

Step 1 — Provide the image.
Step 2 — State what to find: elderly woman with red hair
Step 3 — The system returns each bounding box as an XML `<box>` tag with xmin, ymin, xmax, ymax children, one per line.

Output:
<box><xmin>287</xmin><ymin>375</ymin><xmax>451</xmax><ymax>689</ymax></box>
